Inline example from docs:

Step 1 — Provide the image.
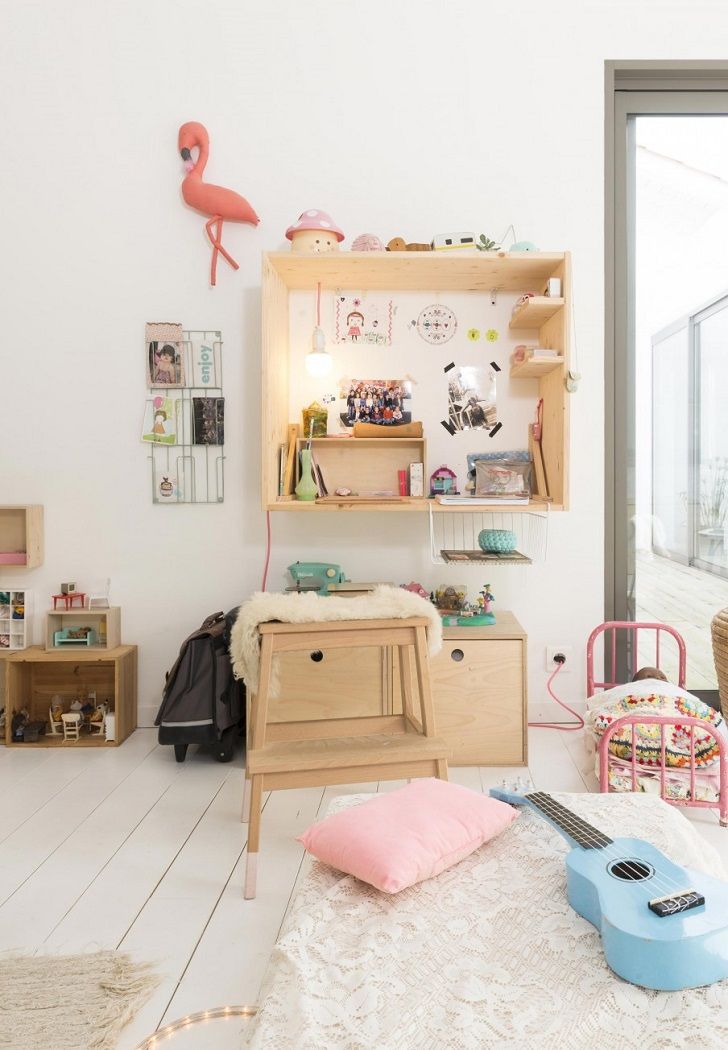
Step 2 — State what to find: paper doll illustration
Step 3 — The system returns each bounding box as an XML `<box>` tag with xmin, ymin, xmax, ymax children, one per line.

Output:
<box><xmin>335</xmin><ymin>294</ymin><xmax>393</xmax><ymax>345</ymax></box>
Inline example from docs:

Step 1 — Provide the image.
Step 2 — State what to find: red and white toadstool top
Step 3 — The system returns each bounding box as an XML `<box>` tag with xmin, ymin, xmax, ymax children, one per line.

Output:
<box><xmin>285</xmin><ymin>209</ymin><xmax>345</xmax><ymax>253</ymax></box>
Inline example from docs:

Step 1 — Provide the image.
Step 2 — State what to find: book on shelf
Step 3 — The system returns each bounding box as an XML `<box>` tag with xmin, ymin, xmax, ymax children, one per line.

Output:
<box><xmin>436</xmin><ymin>495</ymin><xmax>530</xmax><ymax>506</ymax></box>
<box><xmin>309</xmin><ymin>450</ymin><xmax>328</xmax><ymax>498</ymax></box>
<box><xmin>278</xmin><ymin>444</ymin><xmax>286</xmax><ymax>496</ymax></box>
<box><xmin>527</xmin><ymin>348</ymin><xmax>561</xmax><ymax>359</ymax></box>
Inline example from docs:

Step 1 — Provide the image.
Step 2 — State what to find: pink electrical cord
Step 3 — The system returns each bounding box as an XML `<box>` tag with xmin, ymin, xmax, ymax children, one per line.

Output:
<box><xmin>261</xmin><ymin>510</ymin><xmax>271</xmax><ymax>591</ymax></box>
<box><xmin>528</xmin><ymin>662</ymin><xmax>585</xmax><ymax>731</ymax></box>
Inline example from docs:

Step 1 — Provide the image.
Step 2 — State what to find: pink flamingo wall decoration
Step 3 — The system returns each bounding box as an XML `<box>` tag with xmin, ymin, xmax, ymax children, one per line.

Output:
<box><xmin>178</xmin><ymin>121</ymin><xmax>260</xmax><ymax>286</ymax></box>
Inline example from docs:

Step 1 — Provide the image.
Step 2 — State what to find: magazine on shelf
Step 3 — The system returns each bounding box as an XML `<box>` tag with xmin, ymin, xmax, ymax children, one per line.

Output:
<box><xmin>436</xmin><ymin>495</ymin><xmax>530</xmax><ymax>506</ymax></box>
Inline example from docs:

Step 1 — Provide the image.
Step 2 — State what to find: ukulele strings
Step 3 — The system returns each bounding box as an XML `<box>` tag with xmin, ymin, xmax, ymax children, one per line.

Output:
<box><xmin>523</xmin><ymin>793</ymin><xmax>721</xmax><ymax>938</ymax></box>
<box><xmin>525</xmin><ymin>792</ymin><xmax>699</xmax><ymax>902</ymax></box>
<box><xmin>526</xmin><ymin>792</ymin><xmax>688</xmax><ymax>897</ymax></box>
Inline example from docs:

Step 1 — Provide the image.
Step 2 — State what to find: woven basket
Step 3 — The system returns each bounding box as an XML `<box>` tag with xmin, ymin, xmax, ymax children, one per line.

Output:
<box><xmin>711</xmin><ymin>607</ymin><xmax>728</xmax><ymax>719</ymax></box>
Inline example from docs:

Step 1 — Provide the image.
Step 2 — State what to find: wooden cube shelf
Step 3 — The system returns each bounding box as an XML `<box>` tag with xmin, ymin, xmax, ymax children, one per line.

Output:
<box><xmin>45</xmin><ymin>606</ymin><xmax>121</xmax><ymax>651</ymax></box>
<box><xmin>0</xmin><ymin>588</ymin><xmax>32</xmax><ymax>651</ymax></box>
<box><xmin>4</xmin><ymin>645</ymin><xmax>137</xmax><ymax>747</ymax></box>
<box><xmin>261</xmin><ymin>251</ymin><xmax>570</xmax><ymax>512</ymax></box>
<box><xmin>0</xmin><ymin>506</ymin><xmax>43</xmax><ymax>568</ymax></box>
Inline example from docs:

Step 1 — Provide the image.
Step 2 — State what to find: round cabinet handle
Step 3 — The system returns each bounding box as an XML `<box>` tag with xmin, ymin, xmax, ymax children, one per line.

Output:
<box><xmin>450</xmin><ymin>648</ymin><xmax>464</xmax><ymax>662</ymax></box>
<box><xmin>310</xmin><ymin>650</ymin><xmax>324</xmax><ymax>662</ymax></box>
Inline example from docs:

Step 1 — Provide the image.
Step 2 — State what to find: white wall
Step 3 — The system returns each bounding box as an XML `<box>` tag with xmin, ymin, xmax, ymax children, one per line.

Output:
<box><xmin>2</xmin><ymin>0</ymin><xmax>726</xmax><ymax>724</ymax></box>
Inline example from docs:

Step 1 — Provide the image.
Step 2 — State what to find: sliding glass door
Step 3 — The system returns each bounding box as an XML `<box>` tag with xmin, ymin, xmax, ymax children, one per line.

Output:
<box><xmin>609</xmin><ymin>78</ymin><xmax>728</xmax><ymax>695</ymax></box>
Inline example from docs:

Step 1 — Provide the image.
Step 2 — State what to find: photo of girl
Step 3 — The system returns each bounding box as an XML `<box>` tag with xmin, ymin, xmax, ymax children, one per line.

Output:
<box><xmin>147</xmin><ymin>341</ymin><xmax>185</xmax><ymax>386</ymax></box>
<box><xmin>339</xmin><ymin>379</ymin><xmax>412</xmax><ymax>428</ymax></box>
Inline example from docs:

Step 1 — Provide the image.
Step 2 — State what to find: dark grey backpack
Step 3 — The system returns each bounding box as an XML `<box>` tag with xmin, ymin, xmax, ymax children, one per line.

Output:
<box><xmin>155</xmin><ymin>609</ymin><xmax>244</xmax><ymax>763</ymax></box>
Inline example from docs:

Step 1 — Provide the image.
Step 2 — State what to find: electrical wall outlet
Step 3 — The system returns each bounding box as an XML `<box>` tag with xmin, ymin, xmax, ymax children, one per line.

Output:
<box><xmin>545</xmin><ymin>645</ymin><xmax>573</xmax><ymax>671</ymax></box>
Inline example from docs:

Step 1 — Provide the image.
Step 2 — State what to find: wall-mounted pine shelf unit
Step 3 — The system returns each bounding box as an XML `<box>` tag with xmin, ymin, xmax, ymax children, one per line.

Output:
<box><xmin>262</xmin><ymin>251</ymin><xmax>570</xmax><ymax>512</ymax></box>
<box><xmin>0</xmin><ymin>506</ymin><xmax>43</xmax><ymax>567</ymax></box>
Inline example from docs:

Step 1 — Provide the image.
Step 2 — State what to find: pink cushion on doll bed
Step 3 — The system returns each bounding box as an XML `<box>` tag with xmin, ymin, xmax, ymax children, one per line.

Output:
<box><xmin>297</xmin><ymin>778</ymin><xmax>518</xmax><ymax>894</ymax></box>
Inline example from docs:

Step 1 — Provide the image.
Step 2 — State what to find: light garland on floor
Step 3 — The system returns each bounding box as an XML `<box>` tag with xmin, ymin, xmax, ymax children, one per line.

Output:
<box><xmin>134</xmin><ymin>1005</ymin><xmax>258</xmax><ymax>1048</ymax></box>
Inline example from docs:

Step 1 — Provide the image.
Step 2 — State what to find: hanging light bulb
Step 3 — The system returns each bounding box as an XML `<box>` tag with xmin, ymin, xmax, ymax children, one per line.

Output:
<box><xmin>305</xmin><ymin>282</ymin><xmax>332</xmax><ymax>377</ymax></box>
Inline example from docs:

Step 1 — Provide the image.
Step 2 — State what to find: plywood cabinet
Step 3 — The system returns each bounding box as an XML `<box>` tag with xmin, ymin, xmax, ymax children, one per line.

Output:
<box><xmin>430</xmin><ymin>618</ymin><xmax>527</xmax><ymax>765</ymax></box>
<box><xmin>261</xmin><ymin>613</ymin><xmax>527</xmax><ymax>766</ymax></box>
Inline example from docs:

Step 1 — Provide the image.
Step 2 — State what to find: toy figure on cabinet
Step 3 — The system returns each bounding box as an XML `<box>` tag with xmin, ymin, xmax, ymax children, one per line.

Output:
<box><xmin>430</xmin><ymin>466</ymin><xmax>459</xmax><ymax>498</ymax></box>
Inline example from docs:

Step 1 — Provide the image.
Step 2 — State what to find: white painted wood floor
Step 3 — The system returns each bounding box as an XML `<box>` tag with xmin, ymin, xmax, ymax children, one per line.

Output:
<box><xmin>1</xmin><ymin>729</ymin><xmax>727</xmax><ymax>1049</ymax></box>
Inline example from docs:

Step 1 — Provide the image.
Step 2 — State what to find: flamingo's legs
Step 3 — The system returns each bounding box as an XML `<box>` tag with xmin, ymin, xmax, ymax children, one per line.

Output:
<box><xmin>205</xmin><ymin>216</ymin><xmax>240</xmax><ymax>286</ymax></box>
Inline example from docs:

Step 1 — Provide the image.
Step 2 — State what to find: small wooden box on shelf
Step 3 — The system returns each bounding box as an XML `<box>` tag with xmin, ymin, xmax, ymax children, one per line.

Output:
<box><xmin>287</xmin><ymin>436</ymin><xmax>426</xmax><ymax>510</ymax></box>
<box><xmin>261</xmin><ymin>251</ymin><xmax>571</xmax><ymax>513</ymax></box>
<box><xmin>45</xmin><ymin>606</ymin><xmax>121</xmax><ymax>651</ymax></box>
<box><xmin>0</xmin><ymin>506</ymin><xmax>44</xmax><ymax>568</ymax></box>
<box><xmin>4</xmin><ymin>645</ymin><xmax>137</xmax><ymax>747</ymax></box>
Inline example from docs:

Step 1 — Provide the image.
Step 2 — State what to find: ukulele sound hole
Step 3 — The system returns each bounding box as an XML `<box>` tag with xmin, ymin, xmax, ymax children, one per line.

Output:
<box><xmin>608</xmin><ymin>859</ymin><xmax>654</xmax><ymax>882</ymax></box>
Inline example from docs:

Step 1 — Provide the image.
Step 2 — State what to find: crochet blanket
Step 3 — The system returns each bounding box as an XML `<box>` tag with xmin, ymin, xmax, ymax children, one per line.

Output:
<box><xmin>230</xmin><ymin>586</ymin><xmax>443</xmax><ymax>697</ymax></box>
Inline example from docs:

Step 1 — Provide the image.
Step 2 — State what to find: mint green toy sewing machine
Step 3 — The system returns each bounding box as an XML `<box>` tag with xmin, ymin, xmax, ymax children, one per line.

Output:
<box><xmin>286</xmin><ymin>562</ymin><xmax>347</xmax><ymax>595</ymax></box>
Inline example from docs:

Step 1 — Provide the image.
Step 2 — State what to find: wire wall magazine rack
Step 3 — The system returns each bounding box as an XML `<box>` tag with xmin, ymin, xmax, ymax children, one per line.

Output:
<box><xmin>428</xmin><ymin>505</ymin><xmax>549</xmax><ymax>566</ymax></box>
<box><xmin>146</xmin><ymin>329</ymin><xmax>225</xmax><ymax>504</ymax></box>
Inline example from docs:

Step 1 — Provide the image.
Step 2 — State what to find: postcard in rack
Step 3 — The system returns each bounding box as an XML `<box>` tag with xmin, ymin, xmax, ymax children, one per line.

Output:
<box><xmin>192</xmin><ymin>397</ymin><xmax>225</xmax><ymax>445</ymax></box>
<box><xmin>146</xmin><ymin>322</ymin><xmax>185</xmax><ymax>387</ymax></box>
<box><xmin>141</xmin><ymin>397</ymin><xmax>178</xmax><ymax>444</ymax></box>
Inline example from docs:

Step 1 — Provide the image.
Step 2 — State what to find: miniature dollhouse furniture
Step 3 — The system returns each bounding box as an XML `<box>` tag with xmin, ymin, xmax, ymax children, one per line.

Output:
<box><xmin>587</xmin><ymin>621</ymin><xmax>728</xmax><ymax>826</ymax></box>
<box><xmin>242</xmin><ymin>616</ymin><xmax>450</xmax><ymax>899</ymax></box>
<box><xmin>87</xmin><ymin>579</ymin><xmax>111</xmax><ymax>610</ymax></box>
<box><xmin>52</xmin><ymin>592</ymin><xmax>86</xmax><ymax>610</ymax></box>
<box><xmin>61</xmin><ymin>712</ymin><xmax>82</xmax><ymax>741</ymax></box>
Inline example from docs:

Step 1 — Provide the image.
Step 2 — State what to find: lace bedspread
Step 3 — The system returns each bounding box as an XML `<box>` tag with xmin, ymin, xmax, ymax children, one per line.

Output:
<box><xmin>245</xmin><ymin>792</ymin><xmax>728</xmax><ymax>1050</ymax></box>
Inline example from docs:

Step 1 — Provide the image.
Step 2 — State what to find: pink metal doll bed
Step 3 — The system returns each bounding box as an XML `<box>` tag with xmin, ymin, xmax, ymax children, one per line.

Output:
<box><xmin>586</xmin><ymin>621</ymin><xmax>728</xmax><ymax>827</ymax></box>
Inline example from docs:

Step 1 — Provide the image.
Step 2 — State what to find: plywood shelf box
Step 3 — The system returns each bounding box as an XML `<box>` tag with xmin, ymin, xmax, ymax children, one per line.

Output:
<box><xmin>4</xmin><ymin>645</ymin><xmax>137</xmax><ymax>747</ymax></box>
<box><xmin>262</xmin><ymin>251</ymin><xmax>570</xmax><ymax>513</ymax></box>
<box><xmin>45</xmin><ymin>606</ymin><xmax>121</xmax><ymax>651</ymax></box>
<box><xmin>509</xmin><ymin>357</ymin><xmax>564</xmax><ymax>379</ymax></box>
<box><xmin>0</xmin><ymin>506</ymin><xmax>43</xmax><ymax>567</ymax></box>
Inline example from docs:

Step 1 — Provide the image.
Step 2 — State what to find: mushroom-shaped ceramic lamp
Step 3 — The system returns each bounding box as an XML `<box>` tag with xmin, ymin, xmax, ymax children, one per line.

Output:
<box><xmin>285</xmin><ymin>209</ymin><xmax>344</xmax><ymax>253</ymax></box>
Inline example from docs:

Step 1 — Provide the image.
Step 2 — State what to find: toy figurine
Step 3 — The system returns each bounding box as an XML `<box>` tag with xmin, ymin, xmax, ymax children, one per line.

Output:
<box><xmin>430</xmin><ymin>466</ymin><xmax>459</xmax><ymax>497</ymax></box>
<box><xmin>479</xmin><ymin>584</ymin><xmax>495</xmax><ymax>614</ymax></box>
<box><xmin>351</xmin><ymin>234</ymin><xmax>384</xmax><ymax>251</ymax></box>
<box><xmin>401</xmin><ymin>582</ymin><xmax>429</xmax><ymax>600</ymax></box>
<box><xmin>286</xmin><ymin>209</ymin><xmax>344</xmax><ymax>253</ymax></box>
<box><xmin>386</xmin><ymin>237</ymin><xmax>431</xmax><ymax>252</ymax></box>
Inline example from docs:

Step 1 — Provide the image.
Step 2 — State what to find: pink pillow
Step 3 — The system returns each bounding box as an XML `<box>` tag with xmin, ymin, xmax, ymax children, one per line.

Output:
<box><xmin>297</xmin><ymin>778</ymin><xmax>517</xmax><ymax>893</ymax></box>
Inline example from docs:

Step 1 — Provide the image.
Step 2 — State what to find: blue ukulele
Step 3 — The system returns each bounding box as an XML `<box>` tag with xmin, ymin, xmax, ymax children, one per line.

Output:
<box><xmin>489</xmin><ymin>783</ymin><xmax>728</xmax><ymax>990</ymax></box>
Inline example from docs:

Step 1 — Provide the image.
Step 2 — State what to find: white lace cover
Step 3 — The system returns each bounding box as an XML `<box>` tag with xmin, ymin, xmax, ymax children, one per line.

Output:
<box><xmin>245</xmin><ymin>792</ymin><xmax>728</xmax><ymax>1050</ymax></box>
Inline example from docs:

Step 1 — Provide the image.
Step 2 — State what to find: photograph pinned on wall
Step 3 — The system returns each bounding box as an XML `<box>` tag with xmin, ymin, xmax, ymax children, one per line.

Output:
<box><xmin>146</xmin><ymin>322</ymin><xmax>185</xmax><ymax>386</ymax></box>
<box><xmin>192</xmin><ymin>397</ymin><xmax>225</xmax><ymax>445</ymax></box>
<box><xmin>141</xmin><ymin>396</ymin><xmax>178</xmax><ymax>444</ymax></box>
<box><xmin>416</xmin><ymin>303</ymin><xmax>457</xmax><ymax>345</ymax></box>
<box><xmin>339</xmin><ymin>378</ymin><xmax>412</xmax><ymax>428</ymax></box>
<box><xmin>447</xmin><ymin>365</ymin><xmax>497</xmax><ymax>432</ymax></box>
<box><xmin>334</xmin><ymin>294</ymin><xmax>393</xmax><ymax>346</ymax></box>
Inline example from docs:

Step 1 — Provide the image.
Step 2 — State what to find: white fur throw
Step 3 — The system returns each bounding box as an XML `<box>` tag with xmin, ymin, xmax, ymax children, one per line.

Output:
<box><xmin>230</xmin><ymin>586</ymin><xmax>442</xmax><ymax>698</ymax></box>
